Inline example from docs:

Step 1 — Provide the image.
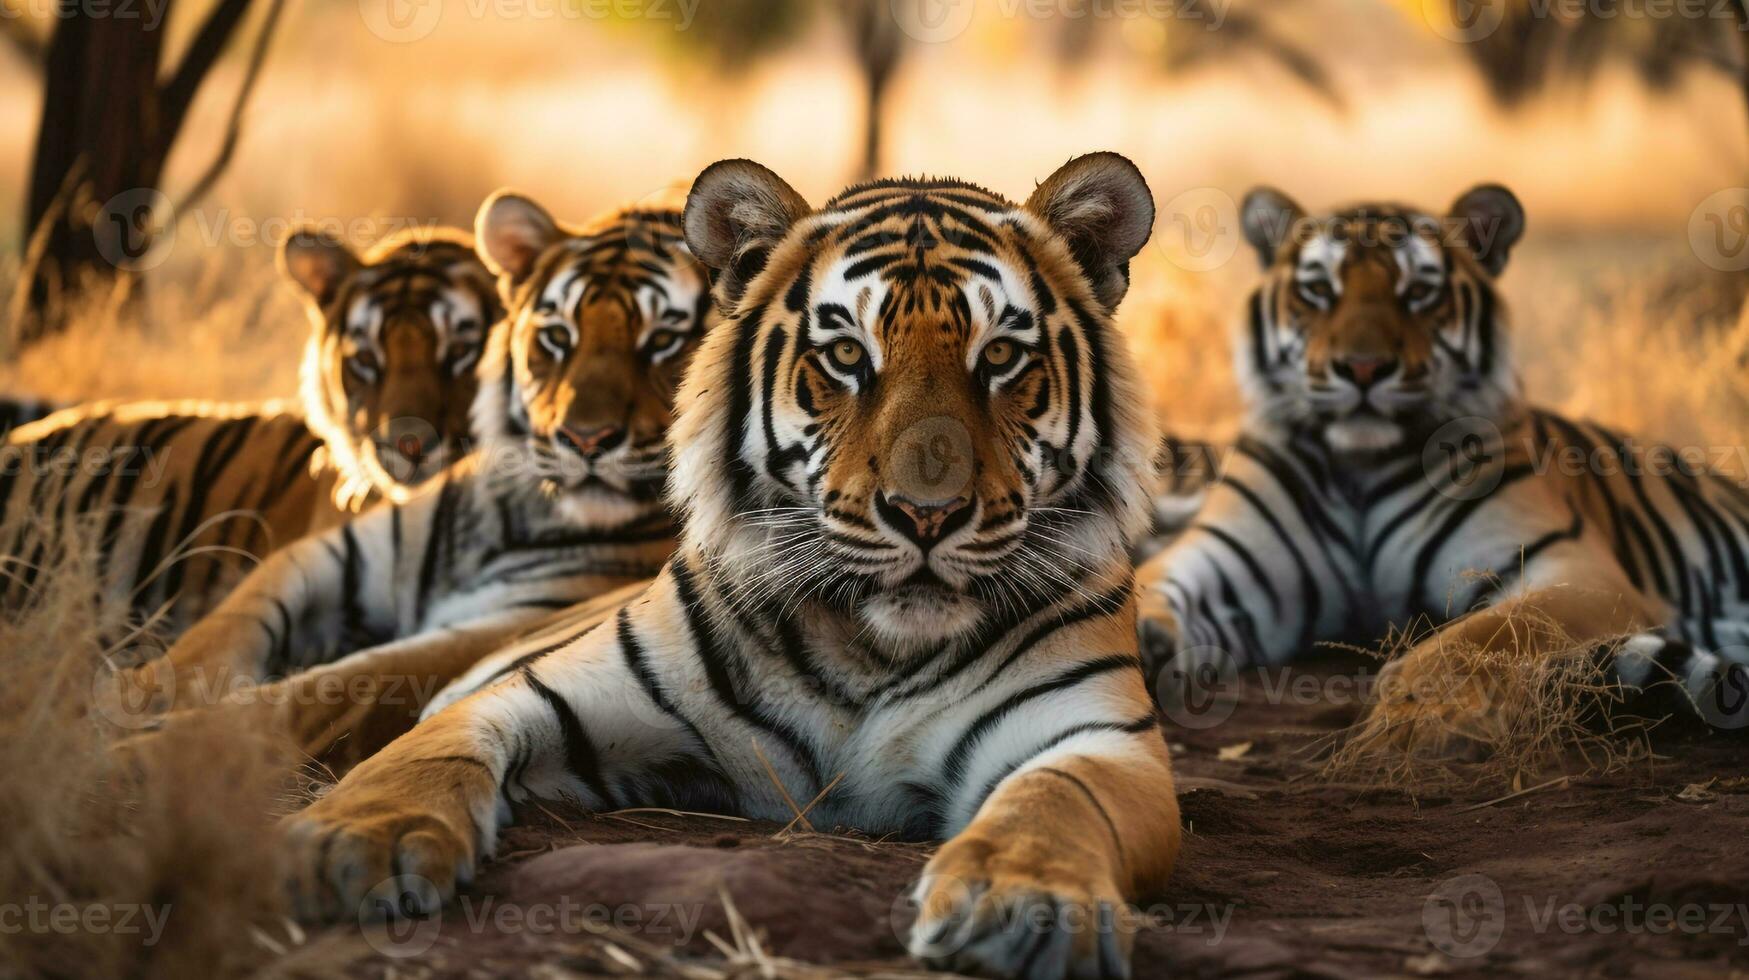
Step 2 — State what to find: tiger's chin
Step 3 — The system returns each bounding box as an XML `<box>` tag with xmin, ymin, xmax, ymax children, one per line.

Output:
<box><xmin>859</xmin><ymin>586</ymin><xmax>986</xmax><ymax>648</ymax></box>
<box><xmin>1324</xmin><ymin>415</ymin><xmax>1405</xmax><ymax>453</ymax></box>
<box><xmin>548</xmin><ymin>480</ymin><xmax>662</xmax><ymax>529</ymax></box>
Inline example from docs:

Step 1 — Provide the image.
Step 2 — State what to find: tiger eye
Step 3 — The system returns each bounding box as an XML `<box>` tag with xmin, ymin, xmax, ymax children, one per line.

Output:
<box><xmin>830</xmin><ymin>339</ymin><xmax>865</xmax><ymax>368</ymax></box>
<box><xmin>983</xmin><ymin>340</ymin><xmax>1015</xmax><ymax>368</ymax></box>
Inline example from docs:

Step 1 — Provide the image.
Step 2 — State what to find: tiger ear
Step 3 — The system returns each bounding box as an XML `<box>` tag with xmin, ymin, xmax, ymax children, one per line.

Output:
<box><xmin>1239</xmin><ymin>186</ymin><xmax>1305</xmax><ymax>268</ymax></box>
<box><xmin>1026</xmin><ymin>152</ymin><xmax>1155</xmax><ymax>311</ymax></box>
<box><xmin>683</xmin><ymin>159</ymin><xmax>812</xmax><ymax>314</ymax></box>
<box><xmin>475</xmin><ymin>190</ymin><xmax>563</xmax><ymax>283</ymax></box>
<box><xmin>279</xmin><ymin>227</ymin><xmax>360</xmax><ymax>309</ymax></box>
<box><xmin>1448</xmin><ymin>183</ymin><xmax>1524</xmax><ymax>277</ymax></box>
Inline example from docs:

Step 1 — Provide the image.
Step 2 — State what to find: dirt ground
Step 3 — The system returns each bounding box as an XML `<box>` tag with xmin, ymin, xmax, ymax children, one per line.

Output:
<box><xmin>268</xmin><ymin>652</ymin><xmax>1749</xmax><ymax>979</ymax></box>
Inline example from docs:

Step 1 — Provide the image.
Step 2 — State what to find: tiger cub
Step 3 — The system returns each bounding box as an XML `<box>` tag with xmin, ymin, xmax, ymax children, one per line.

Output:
<box><xmin>277</xmin><ymin>155</ymin><xmax>1180</xmax><ymax>980</ymax></box>
<box><xmin>0</xmin><ymin>227</ymin><xmax>497</xmax><ymax>636</ymax></box>
<box><xmin>1136</xmin><ymin>184</ymin><xmax>1749</xmax><ymax>755</ymax></box>
<box><xmin>137</xmin><ymin>190</ymin><xmax>712</xmax><ymax>765</ymax></box>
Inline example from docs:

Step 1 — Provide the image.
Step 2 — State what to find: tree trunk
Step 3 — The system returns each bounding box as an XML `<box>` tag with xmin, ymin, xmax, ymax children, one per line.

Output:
<box><xmin>846</xmin><ymin>0</ymin><xmax>901</xmax><ymax>182</ymax></box>
<box><xmin>12</xmin><ymin>1</ymin><xmax>170</xmax><ymax>343</ymax></box>
<box><xmin>11</xmin><ymin>0</ymin><xmax>256</xmax><ymax>345</ymax></box>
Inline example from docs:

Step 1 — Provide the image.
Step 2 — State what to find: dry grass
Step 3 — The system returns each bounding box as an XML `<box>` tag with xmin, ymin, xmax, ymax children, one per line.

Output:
<box><xmin>0</xmin><ymin>519</ymin><xmax>298</xmax><ymax>980</ymax></box>
<box><xmin>1322</xmin><ymin>593</ymin><xmax>1662</xmax><ymax>794</ymax></box>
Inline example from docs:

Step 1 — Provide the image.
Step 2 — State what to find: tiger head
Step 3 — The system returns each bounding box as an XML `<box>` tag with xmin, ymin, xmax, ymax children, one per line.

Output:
<box><xmin>283</xmin><ymin>227</ymin><xmax>499</xmax><ymax>505</ymax></box>
<box><xmin>471</xmin><ymin>190</ymin><xmax>714</xmax><ymax>528</ymax></box>
<box><xmin>1234</xmin><ymin>184</ymin><xmax>1527</xmax><ymax>454</ymax></box>
<box><xmin>672</xmin><ymin>155</ymin><xmax>1159</xmax><ymax>649</ymax></box>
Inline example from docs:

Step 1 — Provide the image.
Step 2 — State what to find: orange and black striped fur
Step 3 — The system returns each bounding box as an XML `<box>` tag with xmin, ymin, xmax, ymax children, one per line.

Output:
<box><xmin>275</xmin><ymin>155</ymin><xmax>1180</xmax><ymax>980</ymax></box>
<box><xmin>0</xmin><ymin>227</ymin><xmax>498</xmax><ymax>637</ymax></box>
<box><xmin>140</xmin><ymin>191</ymin><xmax>712</xmax><ymax>767</ymax></box>
<box><xmin>1136</xmin><ymin>184</ymin><xmax>1749</xmax><ymax>754</ymax></box>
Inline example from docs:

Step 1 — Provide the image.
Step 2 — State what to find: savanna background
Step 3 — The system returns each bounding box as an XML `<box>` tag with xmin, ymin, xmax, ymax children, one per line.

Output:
<box><xmin>1</xmin><ymin>1</ymin><xmax>1748</xmax><ymax>978</ymax></box>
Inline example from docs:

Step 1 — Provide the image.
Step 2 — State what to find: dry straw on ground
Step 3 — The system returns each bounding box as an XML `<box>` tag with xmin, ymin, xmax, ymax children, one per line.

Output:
<box><xmin>0</xmin><ymin>519</ymin><xmax>299</xmax><ymax>980</ymax></box>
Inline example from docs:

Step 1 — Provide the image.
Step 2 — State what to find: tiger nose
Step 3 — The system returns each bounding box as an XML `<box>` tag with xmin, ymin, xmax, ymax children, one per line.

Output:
<box><xmin>1332</xmin><ymin>355</ymin><xmax>1398</xmax><ymax>388</ymax></box>
<box><xmin>875</xmin><ymin>490</ymin><xmax>973</xmax><ymax>548</ymax></box>
<box><xmin>555</xmin><ymin>424</ymin><xmax>625</xmax><ymax>461</ymax></box>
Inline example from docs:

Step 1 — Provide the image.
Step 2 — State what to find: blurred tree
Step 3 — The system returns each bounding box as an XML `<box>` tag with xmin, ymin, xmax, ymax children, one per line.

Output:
<box><xmin>1159</xmin><ymin>1</ymin><xmax>1343</xmax><ymax>110</ymax></box>
<box><xmin>0</xmin><ymin>1</ymin><xmax>45</xmax><ymax>67</ymax></box>
<box><xmin>10</xmin><ymin>0</ymin><xmax>284</xmax><ymax>345</ymax></box>
<box><xmin>1406</xmin><ymin>0</ymin><xmax>1749</xmax><ymax>107</ymax></box>
<box><xmin>653</xmin><ymin>0</ymin><xmax>903</xmax><ymax>180</ymax></box>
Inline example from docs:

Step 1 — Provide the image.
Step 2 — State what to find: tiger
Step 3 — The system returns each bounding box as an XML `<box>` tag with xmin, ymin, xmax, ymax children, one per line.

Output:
<box><xmin>273</xmin><ymin>154</ymin><xmax>1181</xmax><ymax>980</ymax></box>
<box><xmin>0</xmin><ymin>395</ymin><xmax>58</xmax><ymax>438</ymax></box>
<box><xmin>136</xmin><ymin>189</ymin><xmax>712</xmax><ymax>768</ymax></box>
<box><xmin>0</xmin><ymin>226</ymin><xmax>497</xmax><ymax>637</ymax></box>
<box><xmin>1135</xmin><ymin>183</ymin><xmax>1749</xmax><ymax>758</ymax></box>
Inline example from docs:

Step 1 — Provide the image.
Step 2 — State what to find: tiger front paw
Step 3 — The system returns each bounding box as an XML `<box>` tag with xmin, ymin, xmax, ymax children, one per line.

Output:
<box><xmin>283</xmin><ymin>777</ymin><xmax>481</xmax><ymax>922</ymax></box>
<box><xmin>907</xmin><ymin>838</ymin><xmax>1135</xmax><ymax>980</ymax></box>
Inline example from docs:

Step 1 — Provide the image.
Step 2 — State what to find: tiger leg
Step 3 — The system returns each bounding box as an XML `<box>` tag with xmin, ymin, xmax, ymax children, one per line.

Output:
<box><xmin>1352</xmin><ymin>579</ymin><xmax>1664</xmax><ymax>759</ymax></box>
<box><xmin>227</xmin><ymin>613</ymin><xmax>537</xmax><ymax>770</ymax></box>
<box><xmin>282</xmin><ymin>612</ymin><xmax>699</xmax><ymax>921</ymax></box>
<box><xmin>910</xmin><ymin>748</ymin><xmax>1180</xmax><ymax>980</ymax></box>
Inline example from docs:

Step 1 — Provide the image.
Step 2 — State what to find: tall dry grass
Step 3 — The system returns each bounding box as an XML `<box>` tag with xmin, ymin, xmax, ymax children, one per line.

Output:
<box><xmin>0</xmin><ymin>519</ymin><xmax>298</xmax><ymax>980</ymax></box>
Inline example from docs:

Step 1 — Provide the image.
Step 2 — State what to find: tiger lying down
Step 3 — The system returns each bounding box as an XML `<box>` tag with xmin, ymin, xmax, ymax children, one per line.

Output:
<box><xmin>1138</xmin><ymin>184</ymin><xmax>1749</xmax><ymax>757</ymax></box>
<box><xmin>260</xmin><ymin>155</ymin><xmax>1181</xmax><ymax>980</ymax></box>
<box><xmin>136</xmin><ymin>190</ymin><xmax>713</xmax><ymax>765</ymax></box>
<box><xmin>1</xmin><ymin>227</ymin><xmax>497</xmax><ymax>636</ymax></box>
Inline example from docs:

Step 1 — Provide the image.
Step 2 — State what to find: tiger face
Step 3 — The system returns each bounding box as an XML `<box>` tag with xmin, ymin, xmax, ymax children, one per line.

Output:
<box><xmin>1235</xmin><ymin>184</ymin><xmax>1526</xmax><ymax>454</ymax></box>
<box><xmin>283</xmin><ymin>228</ymin><xmax>499</xmax><ymax>503</ymax></box>
<box><xmin>672</xmin><ymin>155</ymin><xmax>1159</xmax><ymax>649</ymax></box>
<box><xmin>472</xmin><ymin>190</ymin><xmax>713</xmax><ymax>528</ymax></box>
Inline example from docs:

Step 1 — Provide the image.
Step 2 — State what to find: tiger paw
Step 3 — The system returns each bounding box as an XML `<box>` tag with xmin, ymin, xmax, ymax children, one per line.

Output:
<box><xmin>283</xmin><ymin>780</ymin><xmax>479</xmax><ymax>922</ymax></box>
<box><xmin>907</xmin><ymin>842</ymin><xmax>1135</xmax><ymax>980</ymax></box>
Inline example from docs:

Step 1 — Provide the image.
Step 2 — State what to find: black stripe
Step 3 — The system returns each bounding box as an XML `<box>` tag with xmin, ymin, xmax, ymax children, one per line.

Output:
<box><xmin>521</xmin><ymin>668</ymin><xmax>613</xmax><ymax>806</ymax></box>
